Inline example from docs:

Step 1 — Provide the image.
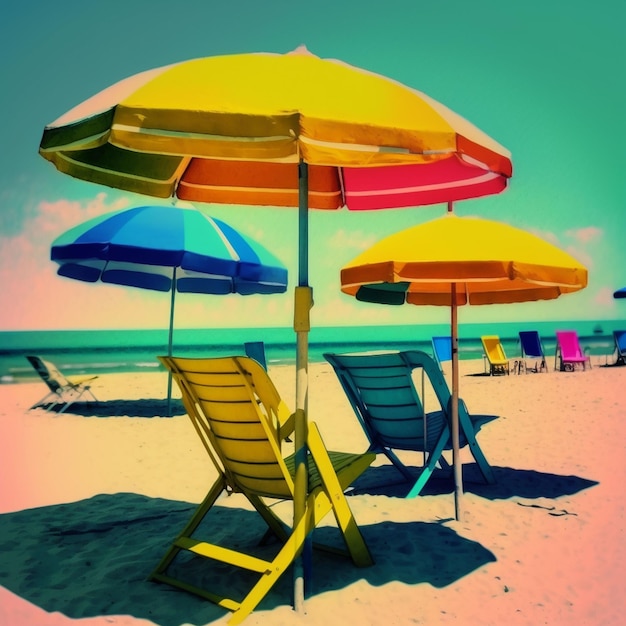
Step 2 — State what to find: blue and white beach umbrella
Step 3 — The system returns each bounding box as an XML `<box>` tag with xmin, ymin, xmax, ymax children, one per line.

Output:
<box><xmin>51</xmin><ymin>205</ymin><xmax>288</xmax><ymax>409</ymax></box>
<box><xmin>614</xmin><ymin>288</ymin><xmax>626</xmax><ymax>299</ymax></box>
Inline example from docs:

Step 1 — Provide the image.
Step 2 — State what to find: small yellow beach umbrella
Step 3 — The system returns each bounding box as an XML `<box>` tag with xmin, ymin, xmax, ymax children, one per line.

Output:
<box><xmin>340</xmin><ymin>213</ymin><xmax>588</xmax><ymax>520</ymax></box>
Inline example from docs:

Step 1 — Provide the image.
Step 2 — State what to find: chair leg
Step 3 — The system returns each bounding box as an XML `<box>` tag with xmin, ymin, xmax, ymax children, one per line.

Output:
<box><xmin>246</xmin><ymin>493</ymin><xmax>290</xmax><ymax>543</ymax></box>
<box><xmin>58</xmin><ymin>388</ymin><xmax>90</xmax><ymax>414</ymax></box>
<box><xmin>405</xmin><ymin>428</ymin><xmax>450</xmax><ymax>498</ymax></box>
<box><xmin>307</xmin><ymin>425</ymin><xmax>373</xmax><ymax>567</ymax></box>
<box><xmin>28</xmin><ymin>391</ymin><xmax>57</xmax><ymax>411</ymax></box>
<box><xmin>383</xmin><ymin>448</ymin><xmax>415</xmax><ymax>481</ymax></box>
<box><xmin>458</xmin><ymin>410</ymin><xmax>495</xmax><ymax>484</ymax></box>
<box><xmin>228</xmin><ymin>503</ymin><xmax>314</xmax><ymax>625</ymax></box>
<box><xmin>150</xmin><ymin>476</ymin><xmax>227</xmax><ymax>579</ymax></box>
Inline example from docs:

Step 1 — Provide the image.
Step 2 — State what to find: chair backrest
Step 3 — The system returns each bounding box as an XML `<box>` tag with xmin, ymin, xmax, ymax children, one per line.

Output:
<box><xmin>243</xmin><ymin>341</ymin><xmax>267</xmax><ymax>369</ymax></box>
<box><xmin>324</xmin><ymin>350</ymin><xmax>451</xmax><ymax>451</ymax></box>
<box><xmin>481</xmin><ymin>336</ymin><xmax>507</xmax><ymax>363</ymax></box>
<box><xmin>159</xmin><ymin>355</ymin><xmax>294</xmax><ymax>499</ymax></box>
<box><xmin>26</xmin><ymin>356</ymin><xmax>69</xmax><ymax>393</ymax></box>
<box><xmin>614</xmin><ymin>330</ymin><xmax>626</xmax><ymax>355</ymax></box>
<box><xmin>555</xmin><ymin>330</ymin><xmax>583</xmax><ymax>358</ymax></box>
<box><xmin>518</xmin><ymin>331</ymin><xmax>544</xmax><ymax>358</ymax></box>
<box><xmin>431</xmin><ymin>336</ymin><xmax>452</xmax><ymax>369</ymax></box>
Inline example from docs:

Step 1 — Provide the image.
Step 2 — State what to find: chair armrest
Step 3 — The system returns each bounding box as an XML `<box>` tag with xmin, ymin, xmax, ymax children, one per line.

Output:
<box><xmin>279</xmin><ymin>411</ymin><xmax>296</xmax><ymax>440</ymax></box>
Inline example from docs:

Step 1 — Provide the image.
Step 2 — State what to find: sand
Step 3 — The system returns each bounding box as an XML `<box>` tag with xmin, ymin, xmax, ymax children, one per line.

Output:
<box><xmin>1</xmin><ymin>355</ymin><xmax>624</xmax><ymax>626</ymax></box>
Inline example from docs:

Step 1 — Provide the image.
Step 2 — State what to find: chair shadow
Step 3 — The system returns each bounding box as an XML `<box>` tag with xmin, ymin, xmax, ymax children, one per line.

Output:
<box><xmin>351</xmin><ymin>464</ymin><xmax>599</xmax><ymax>500</ymax></box>
<box><xmin>41</xmin><ymin>399</ymin><xmax>186</xmax><ymax>417</ymax></box>
<box><xmin>0</xmin><ymin>493</ymin><xmax>495</xmax><ymax>625</ymax></box>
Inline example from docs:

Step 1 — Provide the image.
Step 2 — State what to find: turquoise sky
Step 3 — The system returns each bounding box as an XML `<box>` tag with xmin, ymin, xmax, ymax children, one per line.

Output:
<box><xmin>1</xmin><ymin>1</ymin><xmax>624</xmax><ymax>331</ymax></box>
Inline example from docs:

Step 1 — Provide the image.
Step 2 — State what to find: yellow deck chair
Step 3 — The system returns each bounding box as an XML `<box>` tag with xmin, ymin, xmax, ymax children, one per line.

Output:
<box><xmin>480</xmin><ymin>335</ymin><xmax>511</xmax><ymax>375</ymax></box>
<box><xmin>152</xmin><ymin>355</ymin><xmax>374</xmax><ymax>625</ymax></box>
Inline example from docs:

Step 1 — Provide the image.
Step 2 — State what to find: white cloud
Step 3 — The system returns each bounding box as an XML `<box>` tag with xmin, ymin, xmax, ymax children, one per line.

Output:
<box><xmin>327</xmin><ymin>228</ymin><xmax>379</xmax><ymax>252</ymax></box>
<box><xmin>566</xmin><ymin>226</ymin><xmax>602</xmax><ymax>244</ymax></box>
<box><xmin>593</xmin><ymin>286</ymin><xmax>618</xmax><ymax>309</ymax></box>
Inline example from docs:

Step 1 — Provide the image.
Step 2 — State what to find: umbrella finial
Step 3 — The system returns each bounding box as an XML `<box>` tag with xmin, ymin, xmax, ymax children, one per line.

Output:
<box><xmin>288</xmin><ymin>45</ymin><xmax>316</xmax><ymax>57</ymax></box>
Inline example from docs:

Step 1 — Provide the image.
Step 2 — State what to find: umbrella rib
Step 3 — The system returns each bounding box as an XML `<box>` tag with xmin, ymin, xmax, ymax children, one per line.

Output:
<box><xmin>202</xmin><ymin>215</ymin><xmax>240</xmax><ymax>262</ymax></box>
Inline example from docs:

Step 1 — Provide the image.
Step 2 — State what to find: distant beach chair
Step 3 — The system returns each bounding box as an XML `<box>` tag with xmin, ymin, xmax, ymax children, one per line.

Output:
<box><xmin>243</xmin><ymin>341</ymin><xmax>267</xmax><ymax>369</ymax></box>
<box><xmin>480</xmin><ymin>335</ymin><xmax>511</xmax><ymax>375</ymax></box>
<box><xmin>153</xmin><ymin>355</ymin><xmax>374</xmax><ymax>624</ymax></box>
<box><xmin>431</xmin><ymin>336</ymin><xmax>452</xmax><ymax>371</ymax></box>
<box><xmin>518</xmin><ymin>331</ymin><xmax>548</xmax><ymax>373</ymax></box>
<box><xmin>609</xmin><ymin>330</ymin><xmax>626</xmax><ymax>366</ymax></box>
<box><xmin>26</xmin><ymin>355</ymin><xmax>98</xmax><ymax>413</ymax></box>
<box><xmin>324</xmin><ymin>350</ymin><xmax>498</xmax><ymax>498</ymax></box>
<box><xmin>554</xmin><ymin>330</ymin><xmax>592</xmax><ymax>371</ymax></box>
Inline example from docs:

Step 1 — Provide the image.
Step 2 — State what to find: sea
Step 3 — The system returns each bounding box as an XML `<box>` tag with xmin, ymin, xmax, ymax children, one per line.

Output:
<box><xmin>1</xmin><ymin>319</ymin><xmax>624</xmax><ymax>384</ymax></box>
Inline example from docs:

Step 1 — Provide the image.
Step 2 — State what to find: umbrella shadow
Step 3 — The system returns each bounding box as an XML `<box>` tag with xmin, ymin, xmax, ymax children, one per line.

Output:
<box><xmin>0</xmin><ymin>493</ymin><xmax>495</xmax><ymax>625</ymax></box>
<box><xmin>351</xmin><ymin>464</ymin><xmax>598</xmax><ymax>500</ymax></box>
<box><xmin>42</xmin><ymin>399</ymin><xmax>186</xmax><ymax>417</ymax></box>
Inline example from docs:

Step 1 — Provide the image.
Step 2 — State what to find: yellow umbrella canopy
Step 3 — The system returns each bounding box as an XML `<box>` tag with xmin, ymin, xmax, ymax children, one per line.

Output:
<box><xmin>39</xmin><ymin>47</ymin><xmax>512</xmax><ymax>208</ymax></box>
<box><xmin>340</xmin><ymin>213</ymin><xmax>587</xmax><ymax>520</ymax></box>
<box><xmin>341</xmin><ymin>213</ymin><xmax>587</xmax><ymax>304</ymax></box>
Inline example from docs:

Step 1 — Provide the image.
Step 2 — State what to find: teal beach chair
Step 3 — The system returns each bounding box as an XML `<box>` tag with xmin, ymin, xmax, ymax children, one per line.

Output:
<box><xmin>324</xmin><ymin>350</ymin><xmax>498</xmax><ymax>497</ymax></box>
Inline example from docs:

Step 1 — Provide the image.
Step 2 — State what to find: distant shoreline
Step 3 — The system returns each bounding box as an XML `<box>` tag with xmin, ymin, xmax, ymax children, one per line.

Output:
<box><xmin>1</xmin><ymin>319</ymin><xmax>623</xmax><ymax>382</ymax></box>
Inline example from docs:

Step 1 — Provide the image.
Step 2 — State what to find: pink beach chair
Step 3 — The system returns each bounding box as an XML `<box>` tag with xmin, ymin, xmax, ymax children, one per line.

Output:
<box><xmin>554</xmin><ymin>330</ymin><xmax>591</xmax><ymax>371</ymax></box>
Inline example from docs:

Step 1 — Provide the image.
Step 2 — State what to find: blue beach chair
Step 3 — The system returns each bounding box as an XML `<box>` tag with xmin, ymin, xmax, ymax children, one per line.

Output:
<box><xmin>324</xmin><ymin>350</ymin><xmax>498</xmax><ymax>497</ymax></box>
<box><xmin>431</xmin><ymin>336</ymin><xmax>452</xmax><ymax>371</ymax></box>
<box><xmin>610</xmin><ymin>330</ymin><xmax>626</xmax><ymax>366</ymax></box>
<box><xmin>243</xmin><ymin>341</ymin><xmax>267</xmax><ymax>369</ymax></box>
<box><xmin>518</xmin><ymin>331</ymin><xmax>548</xmax><ymax>373</ymax></box>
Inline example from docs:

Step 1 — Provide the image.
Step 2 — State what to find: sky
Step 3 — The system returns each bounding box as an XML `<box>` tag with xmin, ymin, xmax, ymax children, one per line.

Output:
<box><xmin>0</xmin><ymin>0</ymin><xmax>624</xmax><ymax>332</ymax></box>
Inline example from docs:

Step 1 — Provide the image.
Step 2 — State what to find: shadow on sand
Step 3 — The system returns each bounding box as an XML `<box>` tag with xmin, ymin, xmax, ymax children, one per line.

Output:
<box><xmin>0</xmin><ymin>493</ymin><xmax>494</xmax><ymax>626</ymax></box>
<box><xmin>40</xmin><ymin>398</ymin><xmax>186</xmax><ymax>417</ymax></box>
<box><xmin>351</xmin><ymin>464</ymin><xmax>599</xmax><ymax>500</ymax></box>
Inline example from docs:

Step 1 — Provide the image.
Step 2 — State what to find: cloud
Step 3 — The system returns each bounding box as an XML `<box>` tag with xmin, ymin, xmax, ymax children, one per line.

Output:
<box><xmin>327</xmin><ymin>229</ymin><xmax>379</xmax><ymax>252</ymax></box>
<box><xmin>593</xmin><ymin>286</ymin><xmax>618</xmax><ymax>309</ymax></box>
<box><xmin>566</xmin><ymin>226</ymin><xmax>602</xmax><ymax>244</ymax></box>
<box><xmin>0</xmin><ymin>194</ymin><xmax>131</xmax><ymax>330</ymax></box>
<box><xmin>525</xmin><ymin>224</ymin><xmax>602</xmax><ymax>268</ymax></box>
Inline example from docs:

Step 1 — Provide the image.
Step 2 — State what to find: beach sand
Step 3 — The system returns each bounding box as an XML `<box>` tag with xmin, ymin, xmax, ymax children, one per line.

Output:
<box><xmin>1</xmin><ymin>356</ymin><xmax>624</xmax><ymax>626</ymax></box>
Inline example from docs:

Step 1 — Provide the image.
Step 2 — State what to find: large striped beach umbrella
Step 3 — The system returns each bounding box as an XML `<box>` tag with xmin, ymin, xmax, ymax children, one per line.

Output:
<box><xmin>51</xmin><ymin>205</ymin><xmax>288</xmax><ymax>413</ymax></box>
<box><xmin>340</xmin><ymin>213</ymin><xmax>588</xmax><ymax>520</ymax></box>
<box><xmin>38</xmin><ymin>46</ymin><xmax>512</xmax><ymax>611</ymax></box>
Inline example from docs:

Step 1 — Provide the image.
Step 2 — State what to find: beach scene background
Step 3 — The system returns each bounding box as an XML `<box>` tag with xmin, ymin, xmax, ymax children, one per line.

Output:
<box><xmin>1</xmin><ymin>1</ymin><xmax>625</xmax><ymax>626</ymax></box>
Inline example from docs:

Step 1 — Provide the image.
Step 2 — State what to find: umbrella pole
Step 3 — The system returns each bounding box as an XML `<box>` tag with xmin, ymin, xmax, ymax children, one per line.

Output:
<box><xmin>166</xmin><ymin>271</ymin><xmax>176</xmax><ymax>417</ymax></box>
<box><xmin>451</xmin><ymin>284</ymin><xmax>463</xmax><ymax>521</ymax></box>
<box><xmin>293</xmin><ymin>160</ymin><xmax>312</xmax><ymax>613</ymax></box>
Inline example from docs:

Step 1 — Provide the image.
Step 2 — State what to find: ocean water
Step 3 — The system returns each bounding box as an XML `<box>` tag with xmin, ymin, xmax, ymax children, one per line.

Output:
<box><xmin>1</xmin><ymin>319</ymin><xmax>624</xmax><ymax>383</ymax></box>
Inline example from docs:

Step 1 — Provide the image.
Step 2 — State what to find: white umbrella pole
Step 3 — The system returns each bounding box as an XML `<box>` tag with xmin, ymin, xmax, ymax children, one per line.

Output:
<box><xmin>451</xmin><ymin>284</ymin><xmax>463</xmax><ymax>521</ymax></box>
<box><xmin>293</xmin><ymin>160</ymin><xmax>311</xmax><ymax>613</ymax></box>
<box><xmin>166</xmin><ymin>270</ymin><xmax>176</xmax><ymax>417</ymax></box>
